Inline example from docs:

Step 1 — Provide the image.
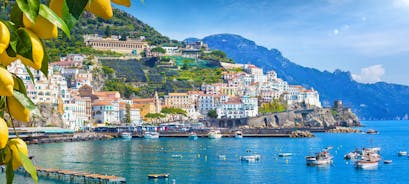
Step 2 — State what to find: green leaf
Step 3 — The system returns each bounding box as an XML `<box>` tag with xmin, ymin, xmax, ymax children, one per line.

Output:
<box><xmin>12</xmin><ymin>90</ymin><xmax>37</xmax><ymax>111</ymax></box>
<box><xmin>40</xmin><ymin>40</ymin><xmax>49</xmax><ymax>77</ymax></box>
<box><xmin>10</xmin><ymin>3</ymin><xmax>23</xmax><ymax>27</ymax></box>
<box><xmin>16</xmin><ymin>28</ymin><xmax>33</xmax><ymax>61</ymax></box>
<box><xmin>6</xmin><ymin>161</ymin><xmax>14</xmax><ymax>184</ymax></box>
<box><xmin>18</xmin><ymin>150</ymin><xmax>38</xmax><ymax>184</ymax></box>
<box><xmin>24</xmin><ymin>65</ymin><xmax>35</xmax><ymax>85</ymax></box>
<box><xmin>66</xmin><ymin>0</ymin><xmax>89</xmax><ymax>19</ymax></box>
<box><xmin>16</xmin><ymin>0</ymin><xmax>40</xmax><ymax>23</ymax></box>
<box><xmin>12</xmin><ymin>74</ymin><xmax>27</xmax><ymax>95</ymax></box>
<box><xmin>58</xmin><ymin>0</ymin><xmax>77</xmax><ymax>30</ymax></box>
<box><xmin>39</xmin><ymin>4</ymin><xmax>71</xmax><ymax>38</ymax></box>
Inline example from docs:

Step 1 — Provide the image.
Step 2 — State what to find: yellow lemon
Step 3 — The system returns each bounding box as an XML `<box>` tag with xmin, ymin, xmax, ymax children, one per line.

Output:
<box><xmin>23</xmin><ymin>14</ymin><xmax>58</xmax><ymax>39</ymax></box>
<box><xmin>0</xmin><ymin>50</ymin><xmax>17</xmax><ymax>66</ymax></box>
<box><xmin>7</xmin><ymin>96</ymin><xmax>30</xmax><ymax>122</ymax></box>
<box><xmin>17</xmin><ymin>28</ymin><xmax>44</xmax><ymax>70</ymax></box>
<box><xmin>0</xmin><ymin>21</ymin><xmax>10</xmax><ymax>54</ymax></box>
<box><xmin>86</xmin><ymin>0</ymin><xmax>113</xmax><ymax>19</ymax></box>
<box><xmin>112</xmin><ymin>0</ymin><xmax>131</xmax><ymax>7</ymax></box>
<box><xmin>49</xmin><ymin>0</ymin><xmax>64</xmax><ymax>17</ymax></box>
<box><xmin>5</xmin><ymin>139</ymin><xmax>28</xmax><ymax>170</ymax></box>
<box><xmin>0</xmin><ymin>118</ymin><xmax>8</xmax><ymax>149</ymax></box>
<box><xmin>0</xmin><ymin>67</ymin><xmax>14</xmax><ymax>96</ymax></box>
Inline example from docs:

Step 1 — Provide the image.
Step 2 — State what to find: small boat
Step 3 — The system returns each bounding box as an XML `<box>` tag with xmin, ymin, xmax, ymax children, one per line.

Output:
<box><xmin>366</xmin><ymin>129</ymin><xmax>379</xmax><ymax>134</ymax></box>
<box><xmin>344</xmin><ymin>149</ymin><xmax>362</xmax><ymax>160</ymax></box>
<box><xmin>208</xmin><ymin>130</ymin><xmax>222</xmax><ymax>139</ymax></box>
<box><xmin>144</xmin><ymin>132</ymin><xmax>160</xmax><ymax>139</ymax></box>
<box><xmin>171</xmin><ymin>154</ymin><xmax>183</xmax><ymax>158</ymax></box>
<box><xmin>355</xmin><ymin>160</ymin><xmax>379</xmax><ymax>169</ymax></box>
<box><xmin>278</xmin><ymin>153</ymin><xmax>293</xmax><ymax>157</ymax></box>
<box><xmin>188</xmin><ymin>132</ymin><xmax>198</xmax><ymax>140</ymax></box>
<box><xmin>234</xmin><ymin>131</ymin><xmax>243</xmax><ymax>138</ymax></box>
<box><xmin>306</xmin><ymin>149</ymin><xmax>333</xmax><ymax>166</ymax></box>
<box><xmin>119</xmin><ymin>132</ymin><xmax>132</xmax><ymax>140</ymax></box>
<box><xmin>384</xmin><ymin>160</ymin><xmax>392</xmax><ymax>164</ymax></box>
<box><xmin>398</xmin><ymin>151</ymin><xmax>407</xmax><ymax>156</ymax></box>
<box><xmin>355</xmin><ymin>148</ymin><xmax>381</xmax><ymax>169</ymax></box>
<box><xmin>240</xmin><ymin>154</ymin><xmax>261</xmax><ymax>162</ymax></box>
<box><xmin>148</xmin><ymin>173</ymin><xmax>169</xmax><ymax>179</ymax></box>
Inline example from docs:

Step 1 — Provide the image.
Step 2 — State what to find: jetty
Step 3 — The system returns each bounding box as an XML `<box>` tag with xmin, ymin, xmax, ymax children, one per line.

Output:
<box><xmin>11</xmin><ymin>166</ymin><xmax>126</xmax><ymax>183</ymax></box>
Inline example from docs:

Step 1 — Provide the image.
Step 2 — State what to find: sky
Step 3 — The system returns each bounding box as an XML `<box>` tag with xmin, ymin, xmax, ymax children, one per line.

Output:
<box><xmin>118</xmin><ymin>0</ymin><xmax>409</xmax><ymax>85</ymax></box>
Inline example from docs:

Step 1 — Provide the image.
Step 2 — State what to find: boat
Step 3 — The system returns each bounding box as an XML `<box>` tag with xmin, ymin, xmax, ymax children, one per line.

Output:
<box><xmin>366</xmin><ymin>129</ymin><xmax>379</xmax><ymax>134</ymax></box>
<box><xmin>144</xmin><ymin>132</ymin><xmax>160</xmax><ymax>139</ymax></box>
<box><xmin>208</xmin><ymin>130</ymin><xmax>222</xmax><ymax>139</ymax></box>
<box><xmin>355</xmin><ymin>147</ymin><xmax>381</xmax><ymax>169</ymax></box>
<box><xmin>306</xmin><ymin>148</ymin><xmax>333</xmax><ymax>166</ymax></box>
<box><xmin>188</xmin><ymin>132</ymin><xmax>198</xmax><ymax>140</ymax></box>
<box><xmin>278</xmin><ymin>153</ymin><xmax>293</xmax><ymax>157</ymax></box>
<box><xmin>398</xmin><ymin>151</ymin><xmax>407</xmax><ymax>156</ymax></box>
<box><xmin>344</xmin><ymin>149</ymin><xmax>362</xmax><ymax>160</ymax></box>
<box><xmin>148</xmin><ymin>173</ymin><xmax>169</xmax><ymax>179</ymax></box>
<box><xmin>119</xmin><ymin>132</ymin><xmax>132</xmax><ymax>140</ymax></box>
<box><xmin>240</xmin><ymin>154</ymin><xmax>261</xmax><ymax>162</ymax></box>
<box><xmin>384</xmin><ymin>160</ymin><xmax>392</xmax><ymax>164</ymax></box>
<box><xmin>234</xmin><ymin>131</ymin><xmax>243</xmax><ymax>138</ymax></box>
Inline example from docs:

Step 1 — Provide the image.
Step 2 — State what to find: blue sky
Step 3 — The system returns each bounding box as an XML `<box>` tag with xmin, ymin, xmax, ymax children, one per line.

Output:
<box><xmin>118</xmin><ymin>0</ymin><xmax>409</xmax><ymax>85</ymax></box>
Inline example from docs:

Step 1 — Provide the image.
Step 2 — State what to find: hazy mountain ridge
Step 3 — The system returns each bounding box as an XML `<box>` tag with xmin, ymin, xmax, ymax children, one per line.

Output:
<box><xmin>197</xmin><ymin>34</ymin><xmax>409</xmax><ymax>120</ymax></box>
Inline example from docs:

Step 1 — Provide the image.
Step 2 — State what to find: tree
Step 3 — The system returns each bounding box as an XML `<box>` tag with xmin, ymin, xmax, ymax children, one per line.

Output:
<box><xmin>124</xmin><ymin>103</ymin><xmax>131</xmax><ymax>124</ymax></box>
<box><xmin>0</xmin><ymin>0</ymin><xmax>132</xmax><ymax>183</ymax></box>
<box><xmin>104</xmin><ymin>26</ymin><xmax>112</xmax><ymax>37</ymax></box>
<box><xmin>207</xmin><ymin>110</ymin><xmax>218</xmax><ymax>118</ymax></box>
<box><xmin>151</xmin><ymin>47</ymin><xmax>166</xmax><ymax>54</ymax></box>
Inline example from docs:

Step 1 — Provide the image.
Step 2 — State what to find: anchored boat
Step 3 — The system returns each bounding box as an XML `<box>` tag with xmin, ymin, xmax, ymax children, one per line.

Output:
<box><xmin>208</xmin><ymin>130</ymin><xmax>222</xmax><ymax>139</ymax></box>
<box><xmin>234</xmin><ymin>131</ymin><xmax>243</xmax><ymax>138</ymax></box>
<box><xmin>240</xmin><ymin>154</ymin><xmax>261</xmax><ymax>162</ymax></box>
<box><xmin>119</xmin><ymin>132</ymin><xmax>132</xmax><ymax>140</ymax></box>
<box><xmin>306</xmin><ymin>148</ymin><xmax>333</xmax><ymax>166</ymax></box>
<box><xmin>188</xmin><ymin>132</ymin><xmax>198</xmax><ymax>140</ymax></box>
<box><xmin>355</xmin><ymin>147</ymin><xmax>381</xmax><ymax>169</ymax></box>
<box><xmin>144</xmin><ymin>132</ymin><xmax>160</xmax><ymax>139</ymax></box>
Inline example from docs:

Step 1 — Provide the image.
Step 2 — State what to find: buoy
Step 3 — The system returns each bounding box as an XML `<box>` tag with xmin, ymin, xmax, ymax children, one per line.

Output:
<box><xmin>286</xmin><ymin>159</ymin><xmax>288</xmax><ymax>164</ymax></box>
<box><xmin>197</xmin><ymin>154</ymin><xmax>200</xmax><ymax>158</ymax></box>
<box><xmin>205</xmin><ymin>155</ymin><xmax>208</xmax><ymax>161</ymax></box>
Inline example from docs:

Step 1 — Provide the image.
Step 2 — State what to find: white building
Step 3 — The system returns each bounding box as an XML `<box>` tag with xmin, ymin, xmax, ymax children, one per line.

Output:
<box><xmin>92</xmin><ymin>100</ymin><xmax>120</xmax><ymax>124</ymax></box>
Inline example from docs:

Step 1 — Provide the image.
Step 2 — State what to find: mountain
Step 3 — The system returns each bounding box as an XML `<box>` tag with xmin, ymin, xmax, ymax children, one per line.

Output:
<box><xmin>198</xmin><ymin>34</ymin><xmax>409</xmax><ymax>120</ymax></box>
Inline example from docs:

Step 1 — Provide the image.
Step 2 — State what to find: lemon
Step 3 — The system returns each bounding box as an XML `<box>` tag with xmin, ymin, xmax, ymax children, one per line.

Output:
<box><xmin>7</xmin><ymin>96</ymin><xmax>30</xmax><ymax>122</ymax></box>
<box><xmin>0</xmin><ymin>118</ymin><xmax>8</xmax><ymax>149</ymax></box>
<box><xmin>0</xmin><ymin>67</ymin><xmax>14</xmax><ymax>96</ymax></box>
<box><xmin>17</xmin><ymin>28</ymin><xmax>44</xmax><ymax>70</ymax></box>
<box><xmin>112</xmin><ymin>0</ymin><xmax>131</xmax><ymax>7</ymax></box>
<box><xmin>86</xmin><ymin>0</ymin><xmax>113</xmax><ymax>19</ymax></box>
<box><xmin>23</xmin><ymin>14</ymin><xmax>58</xmax><ymax>39</ymax></box>
<box><xmin>0</xmin><ymin>21</ymin><xmax>10</xmax><ymax>54</ymax></box>
<box><xmin>0</xmin><ymin>50</ymin><xmax>17</xmax><ymax>66</ymax></box>
<box><xmin>5</xmin><ymin>139</ymin><xmax>28</xmax><ymax>170</ymax></box>
<box><xmin>49</xmin><ymin>0</ymin><xmax>64</xmax><ymax>17</ymax></box>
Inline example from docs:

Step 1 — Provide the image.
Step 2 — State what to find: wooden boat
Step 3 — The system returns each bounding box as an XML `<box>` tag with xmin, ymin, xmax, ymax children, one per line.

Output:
<box><xmin>355</xmin><ymin>148</ymin><xmax>381</xmax><ymax>169</ymax></box>
<box><xmin>208</xmin><ymin>130</ymin><xmax>222</xmax><ymax>139</ymax></box>
<box><xmin>144</xmin><ymin>132</ymin><xmax>159</xmax><ymax>139</ymax></box>
<box><xmin>148</xmin><ymin>173</ymin><xmax>169</xmax><ymax>179</ymax></box>
<box><xmin>306</xmin><ymin>149</ymin><xmax>333</xmax><ymax>166</ymax></box>
<box><xmin>355</xmin><ymin>160</ymin><xmax>379</xmax><ymax>169</ymax></box>
<box><xmin>119</xmin><ymin>132</ymin><xmax>132</xmax><ymax>140</ymax></box>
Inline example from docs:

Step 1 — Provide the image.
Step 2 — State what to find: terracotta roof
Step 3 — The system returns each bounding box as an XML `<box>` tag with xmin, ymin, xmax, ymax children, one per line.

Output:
<box><xmin>132</xmin><ymin>98</ymin><xmax>154</xmax><ymax>103</ymax></box>
<box><xmin>168</xmin><ymin>93</ymin><xmax>188</xmax><ymax>96</ymax></box>
<box><xmin>92</xmin><ymin>101</ymin><xmax>112</xmax><ymax>106</ymax></box>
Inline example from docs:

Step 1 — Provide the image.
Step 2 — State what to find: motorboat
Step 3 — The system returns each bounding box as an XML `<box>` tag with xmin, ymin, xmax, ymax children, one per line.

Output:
<box><xmin>208</xmin><ymin>130</ymin><xmax>222</xmax><ymax>139</ymax></box>
<box><xmin>355</xmin><ymin>147</ymin><xmax>381</xmax><ymax>169</ymax></box>
<box><xmin>188</xmin><ymin>132</ymin><xmax>198</xmax><ymax>140</ymax></box>
<box><xmin>344</xmin><ymin>149</ymin><xmax>362</xmax><ymax>160</ymax></box>
<box><xmin>240</xmin><ymin>154</ymin><xmax>261</xmax><ymax>162</ymax></box>
<box><xmin>306</xmin><ymin>148</ymin><xmax>333</xmax><ymax>166</ymax></box>
<box><xmin>144</xmin><ymin>132</ymin><xmax>160</xmax><ymax>139</ymax></box>
<box><xmin>278</xmin><ymin>153</ymin><xmax>293</xmax><ymax>157</ymax></box>
<box><xmin>384</xmin><ymin>160</ymin><xmax>392</xmax><ymax>164</ymax></box>
<box><xmin>119</xmin><ymin>132</ymin><xmax>132</xmax><ymax>140</ymax></box>
<box><xmin>234</xmin><ymin>131</ymin><xmax>243</xmax><ymax>138</ymax></box>
<box><xmin>366</xmin><ymin>129</ymin><xmax>379</xmax><ymax>134</ymax></box>
<box><xmin>398</xmin><ymin>151</ymin><xmax>407</xmax><ymax>156</ymax></box>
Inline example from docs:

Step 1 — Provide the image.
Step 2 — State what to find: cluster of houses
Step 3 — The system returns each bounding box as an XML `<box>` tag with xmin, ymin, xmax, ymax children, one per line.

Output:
<box><xmin>8</xmin><ymin>48</ymin><xmax>321</xmax><ymax>130</ymax></box>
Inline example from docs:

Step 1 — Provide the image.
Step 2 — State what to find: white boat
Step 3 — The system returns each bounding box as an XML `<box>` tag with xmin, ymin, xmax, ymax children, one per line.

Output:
<box><xmin>240</xmin><ymin>154</ymin><xmax>261</xmax><ymax>162</ymax></box>
<box><xmin>188</xmin><ymin>132</ymin><xmax>198</xmax><ymax>140</ymax></box>
<box><xmin>384</xmin><ymin>160</ymin><xmax>392</xmax><ymax>164</ymax></box>
<box><xmin>234</xmin><ymin>131</ymin><xmax>243</xmax><ymax>138</ymax></box>
<box><xmin>306</xmin><ymin>149</ymin><xmax>333</xmax><ymax>166</ymax></box>
<box><xmin>144</xmin><ymin>132</ymin><xmax>159</xmax><ymax>139</ymax></box>
<box><xmin>119</xmin><ymin>132</ymin><xmax>132</xmax><ymax>140</ymax></box>
<box><xmin>344</xmin><ymin>149</ymin><xmax>362</xmax><ymax>160</ymax></box>
<box><xmin>355</xmin><ymin>148</ymin><xmax>381</xmax><ymax>169</ymax></box>
<box><xmin>398</xmin><ymin>151</ymin><xmax>407</xmax><ymax>156</ymax></box>
<box><xmin>278</xmin><ymin>153</ymin><xmax>293</xmax><ymax>157</ymax></box>
<box><xmin>355</xmin><ymin>160</ymin><xmax>379</xmax><ymax>169</ymax></box>
<box><xmin>208</xmin><ymin>130</ymin><xmax>222</xmax><ymax>139</ymax></box>
<box><xmin>366</xmin><ymin>129</ymin><xmax>379</xmax><ymax>134</ymax></box>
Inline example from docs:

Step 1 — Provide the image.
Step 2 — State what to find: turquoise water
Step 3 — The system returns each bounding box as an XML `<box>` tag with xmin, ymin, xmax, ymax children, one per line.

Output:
<box><xmin>3</xmin><ymin>120</ymin><xmax>409</xmax><ymax>184</ymax></box>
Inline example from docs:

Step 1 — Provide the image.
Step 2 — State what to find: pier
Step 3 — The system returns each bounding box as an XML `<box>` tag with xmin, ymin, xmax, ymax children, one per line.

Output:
<box><xmin>2</xmin><ymin>166</ymin><xmax>126</xmax><ymax>183</ymax></box>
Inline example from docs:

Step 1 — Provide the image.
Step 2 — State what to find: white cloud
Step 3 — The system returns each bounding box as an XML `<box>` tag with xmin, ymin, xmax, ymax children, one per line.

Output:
<box><xmin>394</xmin><ymin>0</ymin><xmax>409</xmax><ymax>9</ymax></box>
<box><xmin>333</xmin><ymin>29</ymin><xmax>339</xmax><ymax>35</ymax></box>
<box><xmin>352</xmin><ymin>65</ymin><xmax>385</xmax><ymax>83</ymax></box>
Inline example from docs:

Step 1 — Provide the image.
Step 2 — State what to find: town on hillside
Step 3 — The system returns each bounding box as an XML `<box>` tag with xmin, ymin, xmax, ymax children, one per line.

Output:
<box><xmin>8</xmin><ymin>35</ymin><xmax>326</xmax><ymax>132</ymax></box>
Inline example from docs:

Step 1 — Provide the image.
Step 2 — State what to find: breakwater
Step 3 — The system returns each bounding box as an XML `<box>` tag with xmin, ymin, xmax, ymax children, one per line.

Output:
<box><xmin>24</xmin><ymin>132</ymin><xmax>113</xmax><ymax>144</ymax></box>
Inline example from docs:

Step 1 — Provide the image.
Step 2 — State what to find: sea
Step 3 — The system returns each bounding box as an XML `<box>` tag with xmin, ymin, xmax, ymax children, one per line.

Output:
<box><xmin>2</xmin><ymin>120</ymin><xmax>409</xmax><ymax>184</ymax></box>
